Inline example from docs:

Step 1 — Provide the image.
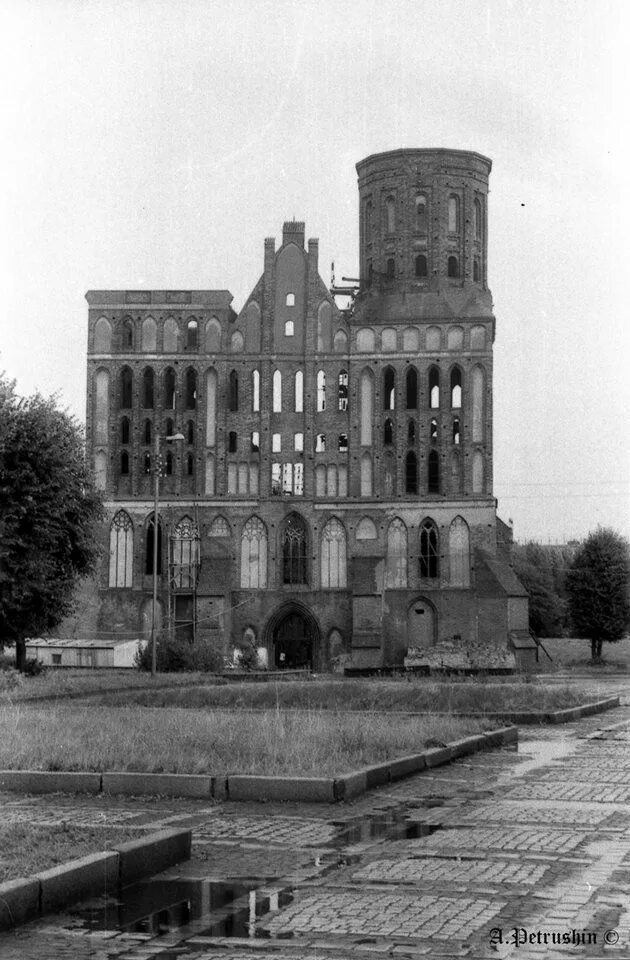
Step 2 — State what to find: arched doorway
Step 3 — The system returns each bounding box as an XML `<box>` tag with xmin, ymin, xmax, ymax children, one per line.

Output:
<box><xmin>407</xmin><ymin>598</ymin><xmax>436</xmax><ymax>649</ymax></box>
<box><xmin>265</xmin><ymin>604</ymin><xmax>319</xmax><ymax>670</ymax></box>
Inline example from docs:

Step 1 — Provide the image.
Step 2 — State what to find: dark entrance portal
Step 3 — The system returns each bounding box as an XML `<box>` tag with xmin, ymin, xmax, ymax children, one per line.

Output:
<box><xmin>273</xmin><ymin>612</ymin><xmax>313</xmax><ymax>669</ymax></box>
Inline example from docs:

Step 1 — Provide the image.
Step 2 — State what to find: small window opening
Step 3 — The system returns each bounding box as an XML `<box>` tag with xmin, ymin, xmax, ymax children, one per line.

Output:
<box><xmin>165</xmin><ymin>451</ymin><xmax>173</xmax><ymax>475</ymax></box>
<box><xmin>338</xmin><ymin>434</ymin><xmax>348</xmax><ymax>452</ymax></box>
<box><xmin>429</xmin><ymin>367</ymin><xmax>440</xmax><ymax>408</ymax></box>
<box><xmin>284</xmin><ymin>320</ymin><xmax>294</xmax><ymax>337</ymax></box>
<box><xmin>228</xmin><ymin>431</ymin><xmax>238</xmax><ymax>453</ymax></box>
<box><xmin>383</xmin><ymin>368</ymin><xmax>395</xmax><ymax>410</ymax></box>
<box><xmin>142</xmin><ymin>368</ymin><xmax>154</xmax><ymax>408</ymax></box>
<box><xmin>453</xmin><ymin>418</ymin><xmax>460</xmax><ymax>444</ymax></box>
<box><xmin>294</xmin><ymin>432</ymin><xmax>304</xmax><ymax>452</ymax></box>
<box><xmin>251</xmin><ymin>431</ymin><xmax>260</xmax><ymax>452</ymax></box>
<box><xmin>473</xmin><ymin>259</ymin><xmax>480</xmax><ymax>282</ymax></box>
<box><xmin>316</xmin><ymin>433</ymin><xmax>326</xmax><ymax>453</ymax></box>
<box><xmin>415</xmin><ymin>254</ymin><xmax>427</xmax><ymax>278</ymax></box>
<box><xmin>338</xmin><ymin>370</ymin><xmax>348</xmax><ymax>411</ymax></box>
<box><xmin>273</xmin><ymin>370</ymin><xmax>282</xmax><ymax>412</ymax></box>
<box><xmin>165</xmin><ymin>417</ymin><xmax>174</xmax><ymax>437</ymax></box>
<box><xmin>120</xmin><ymin>451</ymin><xmax>129</xmax><ymax>475</ymax></box>
<box><xmin>187</xmin><ymin>420</ymin><xmax>194</xmax><ymax>444</ymax></box>
<box><xmin>405</xmin><ymin>451</ymin><xmax>418</xmax><ymax>494</ymax></box>
<box><xmin>144</xmin><ymin>420</ymin><xmax>152</xmax><ymax>445</ymax></box>
<box><xmin>317</xmin><ymin>370</ymin><xmax>326</xmax><ymax>412</ymax></box>
<box><xmin>272</xmin><ymin>433</ymin><xmax>281</xmax><ymax>453</ymax></box>
<box><xmin>406</xmin><ymin>368</ymin><xmax>418</xmax><ymax>409</ymax></box>
<box><xmin>252</xmin><ymin>370</ymin><xmax>260</xmax><ymax>412</ymax></box>
<box><xmin>294</xmin><ymin>371</ymin><xmax>303</xmax><ymax>412</ymax></box>
<box><xmin>428</xmin><ymin>450</ymin><xmax>440</xmax><ymax>493</ymax></box>
<box><xmin>229</xmin><ymin>370</ymin><xmax>239</xmax><ymax>412</ymax></box>
<box><xmin>384</xmin><ymin>418</ymin><xmax>393</xmax><ymax>445</ymax></box>
<box><xmin>186</xmin><ymin>320</ymin><xmax>198</xmax><ymax>348</ymax></box>
<box><xmin>164</xmin><ymin>369</ymin><xmax>176</xmax><ymax>410</ymax></box>
<box><xmin>121</xmin><ymin>417</ymin><xmax>130</xmax><ymax>444</ymax></box>
<box><xmin>185</xmin><ymin>368</ymin><xmax>197</xmax><ymax>409</ymax></box>
<box><xmin>286</xmin><ymin>293</ymin><xmax>295</xmax><ymax>307</ymax></box>
<box><xmin>386</xmin><ymin>257</ymin><xmax>395</xmax><ymax>280</ymax></box>
<box><xmin>450</xmin><ymin>368</ymin><xmax>462</xmax><ymax>408</ymax></box>
<box><xmin>187</xmin><ymin>454</ymin><xmax>194</xmax><ymax>476</ymax></box>
<box><xmin>447</xmin><ymin>256</ymin><xmax>459</xmax><ymax>279</ymax></box>
<box><xmin>143</xmin><ymin>453</ymin><xmax>151</xmax><ymax>474</ymax></box>
<box><xmin>430</xmin><ymin>418</ymin><xmax>438</xmax><ymax>441</ymax></box>
<box><xmin>408</xmin><ymin>420</ymin><xmax>415</xmax><ymax>445</ymax></box>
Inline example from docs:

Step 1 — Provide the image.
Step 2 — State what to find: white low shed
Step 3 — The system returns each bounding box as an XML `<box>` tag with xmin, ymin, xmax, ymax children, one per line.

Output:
<box><xmin>25</xmin><ymin>638</ymin><xmax>143</xmax><ymax>668</ymax></box>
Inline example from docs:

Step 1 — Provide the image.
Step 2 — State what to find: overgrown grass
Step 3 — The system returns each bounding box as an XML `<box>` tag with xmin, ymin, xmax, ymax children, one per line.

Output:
<box><xmin>0</xmin><ymin>705</ymin><xmax>493</xmax><ymax>777</ymax></box>
<box><xmin>93</xmin><ymin>678</ymin><xmax>594</xmax><ymax>714</ymax></box>
<box><xmin>0</xmin><ymin>667</ymin><xmax>211</xmax><ymax>702</ymax></box>
<box><xmin>0</xmin><ymin>823</ymin><xmax>146</xmax><ymax>883</ymax></box>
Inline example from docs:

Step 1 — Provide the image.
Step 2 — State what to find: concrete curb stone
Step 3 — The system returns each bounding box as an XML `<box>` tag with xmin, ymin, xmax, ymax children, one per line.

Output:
<box><xmin>0</xmin><ymin>877</ymin><xmax>40</xmax><ymax>931</ymax></box>
<box><xmin>102</xmin><ymin>772</ymin><xmax>212</xmax><ymax>799</ymax></box>
<box><xmin>112</xmin><ymin>829</ymin><xmax>192</xmax><ymax>886</ymax></box>
<box><xmin>227</xmin><ymin>775</ymin><xmax>336</xmax><ymax>803</ymax></box>
<box><xmin>37</xmin><ymin>851</ymin><xmax>118</xmax><ymax>915</ymax></box>
<box><xmin>0</xmin><ymin>771</ymin><xmax>101</xmax><ymax>794</ymax></box>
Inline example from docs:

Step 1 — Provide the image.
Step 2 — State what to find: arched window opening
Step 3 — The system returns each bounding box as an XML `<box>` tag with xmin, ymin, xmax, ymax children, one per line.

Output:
<box><xmin>405</xmin><ymin>451</ymin><xmax>418</xmax><ymax>495</ymax></box>
<box><xmin>334</xmin><ymin>329</ymin><xmax>348</xmax><ymax>353</ymax></box>
<box><xmin>407</xmin><ymin>420</ymin><xmax>416</xmax><ymax>445</ymax></box>
<box><xmin>229</xmin><ymin>370</ymin><xmax>239</xmax><ymax>412</ymax></box>
<box><xmin>315</xmin><ymin>433</ymin><xmax>326</xmax><ymax>453</ymax></box>
<box><xmin>120</xmin><ymin>417</ymin><xmax>130</xmax><ymax>444</ymax></box>
<box><xmin>416</xmin><ymin>194</ymin><xmax>427</xmax><ymax>234</ymax></box>
<box><xmin>447</xmin><ymin>256</ymin><xmax>459</xmax><ymax>279</ymax></box>
<box><xmin>382</xmin><ymin>327</ymin><xmax>396</xmax><ymax>351</ymax></box>
<box><xmin>240</xmin><ymin>517</ymin><xmax>267</xmax><ymax>589</ymax></box>
<box><xmin>186</xmin><ymin>319</ymin><xmax>198</xmax><ymax>348</ymax></box>
<box><xmin>252</xmin><ymin>369</ymin><xmax>260</xmax><ymax>412</ymax></box>
<box><xmin>294</xmin><ymin>432</ymin><xmax>304</xmax><ymax>452</ymax></box>
<box><xmin>143</xmin><ymin>452</ymin><xmax>151</xmax><ymax>474</ymax></box>
<box><xmin>317</xmin><ymin>370</ymin><xmax>326</xmax><ymax>412</ymax></box>
<box><xmin>141</xmin><ymin>316</ymin><xmax>156</xmax><ymax>352</ymax></box>
<box><xmin>448</xmin><ymin>195</ymin><xmax>459</xmax><ymax>233</ymax></box>
<box><xmin>185</xmin><ymin>368</ymin><xmax>197</xmax><ymax>409</ymax></box>
<box><xmin>321</xmin><ymin>518</ymin><xmax>347</xmax><ymax>589</ymax></box>
<box><xmin>430</xmin><ymin>418</ymin><xmax>438</xmax><ymax>441</ymax></box>
<box><xmin>428</xmin><ymin>449</ymin><xmax>440</xmax><ymax>493</ymax></box>
<box><xmin>356</xmin><ymin>517</ymin><xmax>377</xmax><ymax>540</ymax></box>
<box><xmin>386</xmin><ymin>257</ymin><xmax>395</xmax><ymax>280</ymax></box>
<box><xmin>294</xmin><ymin>371</ymin><xmax>303</xmax><ymax>412</ymax></box>
<box><xmin>474</xmin><ymin>198</ymin><xmax>482</xmax><ymax>240</ymax></box>
<box><xmin>272</xmin><ymin>433</ymin><xmax>281</xmax><ymax>453</ymax></box>
<box><xmin>165</xmin><ymin>417</ymin><xmax>174</xmax><ymax>437</ymax></box>
<box><xmin>406</xmin><ymin>368</ymin><xmax>418</xmax><ymax>409</ymax></box>
<box><xmin>284</xmin><ymin>320</ymin><xmax>294</xmax><ymax>337</ymax></box>
<box><xmin>360</xmin><ymin>368</ymin><xmax>373</xmax><ymax>446</ymax></box>
<box><xmin>120</xmin><ymin>451</ymin><xmax>129</xmax><ymax>475</ymax></box>
<box><xmin>229</xmin><ymin>431</ymin><xmax>238</xmax><ymax>453</ymax></box>
<box><xmin>338</xmin><ymin>370</ymin><xmax>348</xmax><ymax>411</ymax></box>
<box><xmin>171</xmin><ymin>516</ymin><xmax>200</xmax><ymax>589</ymax></box>
<box><xmin>338</xmin><ymin>433</ymin><xmax>348</xmax><ymax>452</ymax></box>
<box><xmin>186</xmin><ymin>420</ymin><xmax>194</xmax><ymax>445</ymax></box>
<box><xmin>231</xmin><ymin>331</ymin><xmax>244</xmax><ymax>353</ymax></box>
<box><xmin>386</xmin><ymin>196</ymin><xmax>395</xmax><ymax>234</ymax></box>
<box><xmin>473</xmin><ymin>259</ymin><xmax>480</xmax><ymax>282</ymax></box>
<box><xmin>94</xmin><ymin>317</ymin><xmax>112</xmax><ymax>352</ymax></box>
<box><xmin>449</xmin><ymin>516</ymin><xmax>470</xmax><ymax>587</ymax></box>
<box><xmin>122</xmin><ymin>318</ymin><xmax>133</xmax><ymax>349</ymax></box>
<box><xmin>165</xmin><ymin>451</ymin><xmax>173</xmax><ymax>476</ymax></box>
<box><xmin>357</xmin><ymin>328</ymin><xmax>375</xmax><ymax>352</ymax></box>
<box><xmin>429</xmin><ymin>367</ymin><xmax>440</xmax><ymax>408</ymax></box>
<box><xmin>164</xmin><ymin>368</ymin><xmax>176</xmax><ymax>410</ymax></box>
<box><xmin>282</xmin><ymin>514</ymin><xmax>308</xmax><ymax>585</ymax></box>
<box><xmin>286</xmin><ymin>293</ymin><xmax>295</xmax><ymax>307</ymax></box>
<box><xmin>120</xmin><ymin>367</ymin><xmax>133</xmax><ymax>409</ymax></box>
<box><xmin>453</xmin><ymin>418</ymin><xmax>460</xmax><ymax>444</ymax></box>
<box><xmin>384</xmin><ymin>418</ymin><xmax>394</xmax><ymax>445</ymax></box>
<box><xmin>383</xmin><ymin>368</ymin><xmax>395</xmax><ymax>410</ymax></box>
<box><xmin>186</xmin><ymin>454</ymin><xmax>194</xmax><ymax>476</ymax></box>
<box><xmin>210</xmin><ymin>516</ymin><xmax>230</xmax><ymax>538</ymax></box>
<box><xmin>163</xmin><ymin>318</ymin><xmax>178</xmax><ymax>352</ymax></box>
<box><xmin>273</xmin><ymin>370</ymin><xmax>282</xmax><ymax>412</ymax></box>
<box><xmin>145</xmin><ymin>513</ymin><xmax>163</xmax><ymax>575</ymax></box>
<box><xmin>142</xmin><ymin>368</ymin><xmax>154</xmax><ymax>408</ymax></box>
<box><xmin>450</xmin><ymin>368</ymin><xmax>462</xmax><ymax>408</ymax></box>
<box><xmin>415</xmin><ymin>254</ymin><xmax>427</xmax><ymax>278</ymax></box>
<box><xmin>109</xmin><ymin>511</ymin><xmax>133</xmax><ymax>587</ymax></box>
<box><xmin>420</xmin><ymin>520</ymin><xmax>439</xmax><ymax>578</ymax></box>
<box><xmin>143</xmin><ymin>419</ymin><xmax>152</xmax><ymax>446</ymax></box>
<box><xmin>250</xmin><ymin>431</ymin><xmax>260</xmax><ymax>452</ymax></box>
<box><xmin>386</xmin><ymin>518</ymin><xmax>408</xmax><ymax>588</ymax></box>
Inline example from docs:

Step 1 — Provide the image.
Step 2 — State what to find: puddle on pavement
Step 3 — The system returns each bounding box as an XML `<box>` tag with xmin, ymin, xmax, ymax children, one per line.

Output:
<box><xmin>331</xmin><ymin>807</ymin><xmax>442</xmax><ymax>845</ymax></box>
<box><xmin>68</xmin><ymin>878</ymin><xmax>294</xmax><ymax>940</ymax></box>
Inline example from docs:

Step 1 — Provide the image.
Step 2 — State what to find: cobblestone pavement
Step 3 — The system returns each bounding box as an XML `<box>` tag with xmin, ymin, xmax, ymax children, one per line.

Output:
<box><xmin>2</xmin><ymin>676</ymin><xmax>630</xmax><ymax>960</ymax></box>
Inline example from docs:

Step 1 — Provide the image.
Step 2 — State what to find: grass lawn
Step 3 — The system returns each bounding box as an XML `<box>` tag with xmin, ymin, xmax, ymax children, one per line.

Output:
<box><xmin>0</xmin><ymin>667</ymin><xmax>208</xmax><ymax>702</ymax></box>
<box><xmin>0</xmin><ymin>705</ymin><xmax>495</xmax><ymax>777</ymax></box>
<box><xmin>538</xmin><ymin>636</ymin><xmax>630</xmax><ymax>672</ymax></box>
<box><xmin>93</xmin><ymin>678</ymin><xmax>597</xmax><ymax>714</ymax></box>
<box><xmin>0</xmin><ymin>823</ymin><xmax>146</xmax><ymax>883</ymax></box>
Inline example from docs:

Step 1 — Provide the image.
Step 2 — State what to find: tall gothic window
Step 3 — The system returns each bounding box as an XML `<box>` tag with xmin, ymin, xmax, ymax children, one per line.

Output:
<box><xmin>282</xmin><ymin>513</ymin><xmax>307</xmax><ymax>585</ymax></box>
<box><xmin>450</xmin><ymin>367</ymin><xmax>462</xmax><ymax>408</ymax></box>
<box><xmin>383</xmin><ymin>367</ymin><xmax>395</xmax><ymax>410</ymax></box>
<box><xmin>120</xmin><ymin>367</ymin><xmax>133</xmax><ymax>409</ymax></box>
<box><xmin>185</xmin><ymin>368</ymin><xmax>197</xmax><ymax>409</ymax></box>
<box><xmin>405</xmin><ymin>451</ymin><xmax>418</xmax><ymax>494</ymax></box>
<box><xmin>294</xmin><ymin>371</ymin><xmax>304</xmax><ymax>412</ymax></box>
<box><xmin>338</xmin><ymin>370</ymin><xmax>348</xmax><ymax>411</ymax></box>
<box><xmin>109</xmin><ymin>511</ymin><xmax>134</xmax><ymax>587</ymax></box>
<box><xmin>171</xmin><ymin>516</ymin><xmax>200</xmax><ymax>589</ymax></box>
<box><xmin>186</xmin><ymin>319</ymin><xmax>198</xmax><ymax>348</ymax></box>
<box><xmin>240</xmin><ymin>516</ymin><xmax>268</xmax><ymax>588</ymax></box>
<box><xmin>321</xmin><ymin>518</ymin><xmax>347</xmax><ymax>589</ymax></box>
<box><xmin>406</xmin><ymin>367</ymin><xmax>418</xmax><ymax>409</ymax></box>
<box><xmin>229</xmin><ymin>370</ymin><xmax>239</xmax><ymax>411</ymax></box>
<box><xmin>120</xmin><ymin>417</ymin><xmax>130</xmax><ymax>444</ymax></box>
<box><xmin>142</xmin><ymin>368</ymin><xmax>154</xmax><ymax>408</ymax></box>
<box><xmin>429</xmin><ymin>367</ymin><xmax>440</xmax><ymax>409</ymax></box>
<box><xmin>317</xmin><ymin>370</ymin><xmax>326</xmax><ymax>412</ymax></box>
<box><xmin>145</xmin><ymin>513</ymin><xmax>163</xmax><ymax>575</ymax></box>
<box><xmin>164</xmin><ymin>367</ymin><xmax>176</xmax><ymax>410</ymax></box>
<box><xmin>420</xmin><ymin>519</ymin><xmax>439</xmax><ymax>578</ymax></box>
<box><xmin>273</xmin><ymin>370</ymin><xmax>282</xmax><ymax>412</ymax></box>
<box><xmin>252</xmin><ymin>369</ymin><xmax>260</xmax><ymax>412</ymax></box>
<box><xmin>428</xmin><ymin>449</ymin><xmax>440</xmax><ymax>493</ymax></box>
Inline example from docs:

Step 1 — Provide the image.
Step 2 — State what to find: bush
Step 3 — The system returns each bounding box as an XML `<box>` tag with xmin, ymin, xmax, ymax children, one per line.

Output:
<box><xmin>23</xmin><ymin>658</ymin><xmax>45</xmax><ymax>677</ymax></box>
<box><xmin>135</xmin><ymin>635</ymin><xmax>223</xmax><ymax>673</ymax></box>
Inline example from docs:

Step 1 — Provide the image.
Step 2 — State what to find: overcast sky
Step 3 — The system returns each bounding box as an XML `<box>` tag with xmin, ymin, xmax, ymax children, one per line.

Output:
<box><xmin>1</xmin><ymin>0</ymin><xmax>627</xmax><ymax>544</ymax></box>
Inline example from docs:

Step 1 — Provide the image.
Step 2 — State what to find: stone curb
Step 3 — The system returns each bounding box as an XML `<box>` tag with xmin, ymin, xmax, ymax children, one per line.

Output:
<box><xmin>0</xmin><ymin>771</ymin><xmax>101</xmax><ymax>794</ymax></box>
<box><xmin>456</xmin><ymin>696</ymin><xmax>620</xmax><ymax>725</ymax></box>
<box><xmin>0</xmin><ymin>727</ymin><xmax>519</xmax><ymax>804</ymax></box>
<box><xmin>0</xmin><ymin>828</ymin><xmax>191</xmax><ymax>931</ymax></box>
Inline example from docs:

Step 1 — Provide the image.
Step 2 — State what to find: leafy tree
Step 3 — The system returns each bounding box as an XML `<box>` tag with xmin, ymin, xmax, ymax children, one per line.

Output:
<box><xmin>566</xmin><ymin>528</ymin><xmax>630</xmax><ymax>661</ymax></box>
<box><xmin>0</xmin><ymin>377</ymin><xmax>103</xmax><ymax>669</ymax></box>
<box><xmin>512</xmin><ymin>542</ymin><xmax>567</xmax><ymax>637</ymax></box>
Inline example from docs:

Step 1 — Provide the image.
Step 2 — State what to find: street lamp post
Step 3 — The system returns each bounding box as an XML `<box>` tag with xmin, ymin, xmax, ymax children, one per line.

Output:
<box><xmin>151</xmin><ymin>432</ymin><xmax>185</xmax><ymax>677</ymax></box>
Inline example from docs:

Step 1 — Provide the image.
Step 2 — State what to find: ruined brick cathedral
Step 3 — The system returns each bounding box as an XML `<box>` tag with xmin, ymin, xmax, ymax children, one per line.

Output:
<box><xmin>86</xmin><ymin>149</ymin><xmax>529</xmax><ymax>671</ymax></box>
